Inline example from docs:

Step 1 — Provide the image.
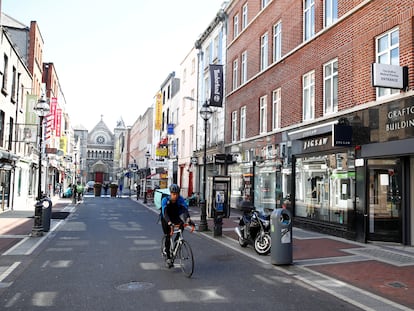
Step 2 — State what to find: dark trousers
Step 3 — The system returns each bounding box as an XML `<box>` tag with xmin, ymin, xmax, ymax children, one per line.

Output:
<box><xmin>161</xmin><ymin>217</ymin><xmax>184</xmax><ymax>258</ymax></box>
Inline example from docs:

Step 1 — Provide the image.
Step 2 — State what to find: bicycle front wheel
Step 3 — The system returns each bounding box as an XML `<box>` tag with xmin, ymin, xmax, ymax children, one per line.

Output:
<box><xmin>177</xmin><ymin>240</ymin><xmax>194</xmax><ymax>277</ymax></box>
<box><xmin>160</xmin><ymin>236</ymin><xmax>167</xmax><ymax>259</ymax></box>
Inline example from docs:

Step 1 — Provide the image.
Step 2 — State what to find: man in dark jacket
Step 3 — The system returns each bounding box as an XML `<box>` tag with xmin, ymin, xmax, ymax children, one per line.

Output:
<box><xmin>161</xmin><ymin>184</ymin><xmax>193</xmax><ymax>268</ymax></box>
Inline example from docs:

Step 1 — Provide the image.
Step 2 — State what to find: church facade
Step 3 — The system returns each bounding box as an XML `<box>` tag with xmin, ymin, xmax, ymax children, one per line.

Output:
<box><xmin>74</xmin><ymin>117</ymin><xmax>119</xmax><ymax>185</ymax></box>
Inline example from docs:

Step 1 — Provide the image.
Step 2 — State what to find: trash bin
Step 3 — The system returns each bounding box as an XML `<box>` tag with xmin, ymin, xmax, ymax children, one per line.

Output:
<box><xmin>270</xmin><ymin>208</ymin><xmax>293</xmax><ymax>265</ymax></box>
<box><xmin>42</xmin><ymin>197</ymin><xmax>53</xmax><ymax>232</ymax></box>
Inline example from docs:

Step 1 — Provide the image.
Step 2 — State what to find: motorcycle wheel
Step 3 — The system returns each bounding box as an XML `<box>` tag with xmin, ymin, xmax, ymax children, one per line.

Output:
<box><xmin>254</xmin><ymin>233</ymin><xmax>271</xmax><ymax>255</ymax></box>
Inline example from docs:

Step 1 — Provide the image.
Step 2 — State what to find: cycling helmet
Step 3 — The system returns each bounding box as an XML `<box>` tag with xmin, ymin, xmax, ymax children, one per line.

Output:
<box><xmin>169</xmin><ymin>184</ymin><xmax>180</xmax><ymax>193</ymax></box>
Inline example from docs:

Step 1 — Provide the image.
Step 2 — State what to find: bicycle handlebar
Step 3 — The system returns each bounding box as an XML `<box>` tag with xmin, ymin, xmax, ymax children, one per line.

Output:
<box><xmin>169</xmin><ymin>223</ymin><xmax>195</xmax><ymax>235</ymax></box>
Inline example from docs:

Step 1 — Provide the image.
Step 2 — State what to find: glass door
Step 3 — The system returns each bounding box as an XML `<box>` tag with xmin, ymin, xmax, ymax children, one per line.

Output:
<box><xmin>367</xmin><ymin>159</ymin><xmax>402</xmax><ymax>243</ymax></box>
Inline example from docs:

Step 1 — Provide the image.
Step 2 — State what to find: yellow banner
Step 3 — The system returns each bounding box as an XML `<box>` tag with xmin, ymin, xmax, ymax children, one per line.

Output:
<box><xmin>154</xmin><ymin>92</ymin><xmax>163</xmax><ymax>130</ymax></box>
<box><xmin>60</xmin><ymin>136</ymin><xmax>67</xmax><ymax>154</ymax></box>
<box><xmin>156</xmin><ymin>146</ymin><xmax>168</xmax><ymax>157</ymax></box>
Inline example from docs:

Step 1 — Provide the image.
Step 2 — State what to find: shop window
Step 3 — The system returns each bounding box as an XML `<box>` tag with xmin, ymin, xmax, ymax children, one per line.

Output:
<box><xmin>295</xmin><ymin>151</ymin><xmax>355</xmax><ymax>224</ymax></box>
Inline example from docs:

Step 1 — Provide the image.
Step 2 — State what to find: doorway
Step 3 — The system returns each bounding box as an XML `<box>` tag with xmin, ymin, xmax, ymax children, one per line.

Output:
<box><xmin>367</xmin><ymin>159</ymin><xmax>402</xmax><ymax>243</ymax></box>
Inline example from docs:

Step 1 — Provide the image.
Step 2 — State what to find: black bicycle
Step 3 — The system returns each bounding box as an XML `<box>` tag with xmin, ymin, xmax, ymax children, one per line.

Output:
<box><xmin>161</xmin><ymin>223</ymin><xmax>195</xmax><ymax>277</ymax></box>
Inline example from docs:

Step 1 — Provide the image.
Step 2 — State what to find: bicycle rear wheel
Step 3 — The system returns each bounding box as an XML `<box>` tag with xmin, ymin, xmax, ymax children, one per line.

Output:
<box><xmin>177</xmin><ymin>240</ymin><xmax>194</xmax><ymax>277</ymax></box>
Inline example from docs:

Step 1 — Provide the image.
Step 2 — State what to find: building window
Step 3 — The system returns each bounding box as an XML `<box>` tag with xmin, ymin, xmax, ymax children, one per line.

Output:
<box><xmin>190</xmin><ymin>125</ymin><xmax>194</xmax><ymax>153</ymax></box>
<box><xmin>234</xmin><ymin>14</ymin><xmax>239</xmax><ymax>38</ymax></box>
<box><xmin>242</xmin><ymin>3</ymin><xmax>248</xmax><ymax>30</ymax></box>
<box><xmin>304</xmin><ymin>0</ymin><xmax>315</xmax><ymax>41</ymax></box>
<box><xmin>204</xmin><ymin>43</ymin><xmax>211</xmax><ymax>69</ymax></box>
<box><xmin>376</xmin><ymin>28</ymin><xmax>399</xmax><ymax>98</ymax></box>
<box><xmin>324</xmin><ymin>59</ymin><xmax>338</xmax><ymax>115</ymax></box>
<box><xmin>241</xmin><ymin>51</ymin><xmax>248</xmax><ymax>84</ymax></box>
<box><xmin>232</xmin><ymin>111</ymin><xmax>238</xmax><ymax>142</ymax></box>
<box><xmin>324</xmin><ymin>0</ymin><xmax>338</xmax><ymax>27</ymax></box>
<box><xmin>213</xmin><ymin>35</ymin><xmax>220</xmax><ymax>61</ymax></box>
<box><xmin>273</xmin><ymin>22</ymin><xmax>282</xmax><ymax>63</ymax></box>
<box><xmin>240</xmin><ymin>106</ymin><xmax>246</xmax><ymax>140</ymax></box>
<box><xmin>303</xmin><ymin>71</ymin><xmax>315</xmax><ymax>121</ymax></box>
<box><xmin>8</xmin><ymin>117</ymin><xmax>13</xmax><ymax>150</ymax></box>
<box><xmin>181</xmin><ymin>129</ymin><xmax>185</xmax><ymax>157</ymax></box>
<box><xmin>233</xmin><ymin>59</ymin><xmax>239</xmax><ymax>90</ymax></box>
<box><xmin>259</xmin><ymin>96</ymin><xmax>267</xmax><ymax>134</ymax></box>
<box><xmin>272</xmin><ymin>88</ymin><xmax>281</xmax><ymax>130</ymax></box>
<box><xmin>11</xmin><ymin>67</ymin><xmax>16</xmax><ymax>103</ymax></box>
<box><xmin>204</xmin><ymin>76</ymin><xmax>210</xmax><ymax>100</ymax></box>
<box><xmin>2</xmin><ymin>54</ymin><xmax>8</xmax><ymax>95</ymax></box>
<box><xmin>0</xmin><ymin>110</ymin><xmax>4</xmax><ymax>147</ymax></box>
<box><xmin>260</xmin><ymin>32</ymin><xmax>269</xmax><ymax>71</ymax></box>
<box><xmin>261</xmin><ymin>0</ymin><xmax>269</xmax><ymax>9</ymax></box>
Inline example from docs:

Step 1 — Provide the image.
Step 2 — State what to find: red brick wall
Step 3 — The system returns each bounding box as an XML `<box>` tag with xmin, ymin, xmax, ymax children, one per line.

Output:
<box><xmin>225</xmin><ymin>0</ymin><xmax>414</xmax><ymax>144</ymax></box>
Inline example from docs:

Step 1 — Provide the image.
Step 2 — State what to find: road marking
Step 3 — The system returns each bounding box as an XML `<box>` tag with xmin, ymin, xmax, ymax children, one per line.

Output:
<box><xmin>0</xmin><ymin>262</ymin><xmax>20</xmax><ymax>282</ymax></box>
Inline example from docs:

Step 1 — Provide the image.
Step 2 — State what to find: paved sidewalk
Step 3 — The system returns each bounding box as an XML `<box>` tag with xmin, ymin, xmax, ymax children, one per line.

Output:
<box><xmin>1</xmin><ymin>196</ymin><xmax>413</xmax><ymax>310</ymax></box>
<box><xmin>200</xmin><ymin>210</ymin><xmax>414</xmax><ymax>311</ymax></box>
<box><xmin>0</xmin><ymin>197</ymin><xmax>73</xmax><ymax>255</ymax></box>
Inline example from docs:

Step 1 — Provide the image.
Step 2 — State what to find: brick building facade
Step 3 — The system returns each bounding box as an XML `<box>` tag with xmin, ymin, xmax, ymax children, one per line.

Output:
<box><xmin>224</xmin><ymin>0</ymin><xmax>414</xmax><ymax>245</ymax></box>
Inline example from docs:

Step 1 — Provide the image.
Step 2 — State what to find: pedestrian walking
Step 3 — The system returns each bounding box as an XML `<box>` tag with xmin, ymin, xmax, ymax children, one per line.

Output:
<box><xmin>118</xmin><ymin>183</ymin><xmax>123</xmax><ymax>197</ymax></box>
<box><xmin>136</xmin><ymin>183</ymin><xmax>141</xmax><ymax>199</ymax></box>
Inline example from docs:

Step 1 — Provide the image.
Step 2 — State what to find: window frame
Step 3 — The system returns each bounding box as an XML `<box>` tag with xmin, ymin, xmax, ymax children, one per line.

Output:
<box><xmin>233</xmin><ymin>14</ymin><xmax>239</xmax><ymax>38</ymax></box>
<box><xmin>260</xmin><ymin>32</ymin><xmax>269</xmax><ymax>71</ymax></box>
<box><xmin>272</xmin><ymin>88</ymin><xmax>281</xmax><ymax>130</ymax></box>
<box><xmin>241</xmin><ymin>51</ymin><xmax>248</xmax><ymax>84</ymax></box>
<box><xmin>259</xmin><ymin>96</ymin><xmax>268</xmax><ymax>134</ymax></box>
<box><xmin>302</xmin><ymin>70</ymin><xmax>315</xmax><ymax>121</ymax></box>
<box><xmin>375</xmin><ymin>28</ymin><xmax>400</xmax><ymax>98</ymax></box>
<box><xmin>233</xmin><ymin>59</ymin><xmax>239</xmax><ymax>90</ymax></box>
<box><xmin>240</xmin><ymin>106</ymin><xmax>246</xmax><ymax>140</ymax></box>
<box><xmin>324</xmin><ymin>0</ymin><xmax>338</xmax><ymax>27</ymax></box>
<box><xmin>231</xmin><ymin>110</ymin><xmax>238</xmax><ymax>142</ymax></box>
<box><xmin>304</xmin><ymin>0</ymin><xmax>315</xmax><ymax>41</ymax></box>
<box><xmin>323</xmin><ymin>59</ymin><xmax>338</xmax><ymax>115</ymax></box>
<box><xmin>273</xmin><ymin>21</ymin><xmax>282</xmax><ymax>63</ymax></box>
<box><xmin>242</xmin><ymin>3</ymin><xmax>248</xmax><ymax>30</ymax></box>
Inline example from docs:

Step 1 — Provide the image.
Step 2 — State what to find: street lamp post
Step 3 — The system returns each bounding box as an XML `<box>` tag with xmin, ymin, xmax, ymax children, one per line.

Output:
<box><xmin>199</xmin><ymin>102</ymin><xmax>213</xmax><ymax>232</ymax></box>
<box><xmin>143</xmin><ymin>151</ymin><xmax>150</xmax><ymax>204</ymax></box>
<box><xmin>32</xmin><ymin>95</ymin><xmax>50</xmax><ymax>237</ymax></box>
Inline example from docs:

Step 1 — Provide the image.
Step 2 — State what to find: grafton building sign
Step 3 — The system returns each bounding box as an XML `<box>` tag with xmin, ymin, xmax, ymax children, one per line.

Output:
<box><xmin>386</xmin><ymin>104</ymin><xmax>414</xmax><ymax>132</ymax></box>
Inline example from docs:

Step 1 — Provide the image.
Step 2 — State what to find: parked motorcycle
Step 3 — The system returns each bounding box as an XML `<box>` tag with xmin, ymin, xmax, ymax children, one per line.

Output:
<box><xmin>234</xmin><ymin>201</ymin><xmax>271</xmax><ymax>255</ymax></box>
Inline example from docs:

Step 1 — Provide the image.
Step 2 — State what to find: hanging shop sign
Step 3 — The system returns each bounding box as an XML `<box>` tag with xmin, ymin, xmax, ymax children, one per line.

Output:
<box><xmin>332</xmin><ymin>124</ymin><xmax>352</xmax><ymax>146</ymax></box>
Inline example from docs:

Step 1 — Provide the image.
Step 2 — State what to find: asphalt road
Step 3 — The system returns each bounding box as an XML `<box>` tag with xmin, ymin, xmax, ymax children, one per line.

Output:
<box><xmin>0</xmin><ymin>198</ymin><xmax>363</xmax><ymax>310</ymax></box>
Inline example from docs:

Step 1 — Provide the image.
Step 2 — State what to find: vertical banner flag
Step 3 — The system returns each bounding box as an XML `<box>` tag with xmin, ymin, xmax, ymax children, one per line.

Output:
<box><xmin>155</xmin><ymin>92</ymin><xmax>163</xmax><ymax>130</ymax></box>
<box><xmin>45</xmin><ymin>97</ymin><xmax>57</xmax><ymax>144</ymax></box>
<box><xmin>209</xmin><ymin>64</ymin><xmax>223</xmax><ymax>107</ymax></box>
<box><xmin>49</xmin><ymin>97</ymin><xmax>57</xmax><ymax>129</ymax></box>
<box><xmin>56</xmin><ymin>108</ymin><xmax>62</xmax><ymax>137</ymax></box>
<box><xmin>26</xmin><ymin>94</ymin><xmax>39</xmax><ymax>124</ymax></box>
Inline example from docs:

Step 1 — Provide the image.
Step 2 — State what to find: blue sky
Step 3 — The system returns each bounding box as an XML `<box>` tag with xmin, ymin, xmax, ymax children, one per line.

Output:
<box><xmin>2</xmin><ymin>0</ymin><xmax>226</xmax><ymax>130</ymax></box>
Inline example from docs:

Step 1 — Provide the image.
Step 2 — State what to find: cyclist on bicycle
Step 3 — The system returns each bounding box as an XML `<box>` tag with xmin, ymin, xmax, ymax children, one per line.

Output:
<box><xmin>161</xmin><ymin>184</ymin><xmax>194</xmax><ymax>268</ymax></box>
